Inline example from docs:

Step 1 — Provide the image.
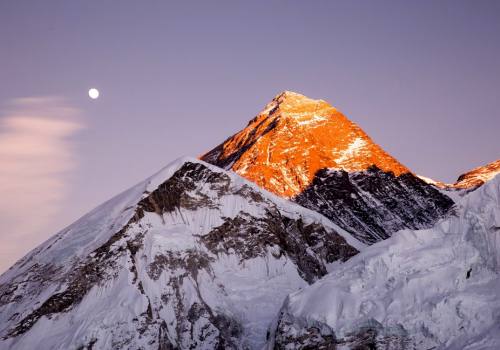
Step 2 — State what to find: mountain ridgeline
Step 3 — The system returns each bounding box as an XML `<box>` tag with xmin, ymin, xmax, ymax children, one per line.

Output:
<box><xmin>202</xmin><ymin>91</ymin><xmax>454</xmax><ymax>244</ymax></box>
<box><xmin>0</xmin><ymin>159</ymin><xmax>360</xmax><ymax>349</ymax></box>
<box><xmin>1</xmin><ymin>91</ymin><xmax>498</xmax><ymax>349</ymax></box>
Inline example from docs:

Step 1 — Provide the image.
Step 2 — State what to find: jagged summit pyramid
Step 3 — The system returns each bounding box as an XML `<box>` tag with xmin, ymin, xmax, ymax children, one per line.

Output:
<box><xmin>1</xmin><ymin>91</ymin><xmax>494</xmax><ymax>350</ymax></box>
<box><xmin>203</xmin><ymin>91</ymin><xmax>453</xmax><ymax>243</ymax></box>
<box><xmin>202</xmin><ymin>91</ymin><xmax>409</xmax><ymax>198</ymax></box>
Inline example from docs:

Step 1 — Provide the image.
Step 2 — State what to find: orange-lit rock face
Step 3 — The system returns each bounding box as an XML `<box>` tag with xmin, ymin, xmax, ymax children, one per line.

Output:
<box><xmin>453</xmin><ymin>159</ymin><xmax>500</xmax><ymax>189</ymax></box>
<box><xmin>418</xmin><ymin>159</ymin><xmax>500</xmax><ymax>190</ymax></box>
<box><xmin>202</xmin><ymin>91</ymin><xmax>410</xmax><ymax>198</ymax></box>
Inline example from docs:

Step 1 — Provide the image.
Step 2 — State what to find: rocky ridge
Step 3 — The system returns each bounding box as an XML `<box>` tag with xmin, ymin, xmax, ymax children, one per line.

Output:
<box><xmin>202</xmin><ymin>91</ymin><xmax>409</xmax><ymax>198</ymax></box>
<box><xmin>419</xmin><ymin>159</ymin><xmax>500</xmax><ymax>191</ymax></box>
<box><xmin>0</xmin><ymin>158</ymin><xmax>360</xmax><ymax>350</ymax></box>
<box><xmin>203</xmin><ymin>91</ymin><xmax>454</xmax><ymax>244</ymax></box>
<box><xmin>268</xmin><ymin>174</ymin><xmax>500</xmax><ymax>350</ymax></box>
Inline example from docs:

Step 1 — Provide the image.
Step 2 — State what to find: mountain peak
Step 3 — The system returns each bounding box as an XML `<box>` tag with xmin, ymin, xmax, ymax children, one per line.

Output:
<box><xmin>274</xmin><ymin>90</ymin><xmax>306</xmax><ymax>99</ymax></box>
<box><xmin>454</xmin><ymin>159</ymin><xmax>500</xmax><ymax>189</ymax></box>
<box><xmin>260</xmin><ymin>90</ymin><xmax>335</xmax><ymax>121</ymax></box>
<box><xmin>272</xmin><ymin>90</ymin><xmax>322</xmax><ymax>105</ymax></box>
<box><xmin>418</xmin><ymin>159</ymin><xmax>500</xmax><ymax>190</ymax></box>
<box><xmin>202</xmin><ymin>92</ymin><xmax>410</xmax><ymax>197</ymax></box>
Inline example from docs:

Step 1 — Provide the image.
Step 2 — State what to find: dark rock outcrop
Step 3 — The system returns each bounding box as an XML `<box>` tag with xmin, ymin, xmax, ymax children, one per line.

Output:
<box><xmin>294</xmin><ymin>166</ymin><xmax>454</xmax><ymax>244</ymax></box>
<box><xmin>0</xmin><ymin>160</ymin><xmax>359</xmax><ymax>349</ymax></box>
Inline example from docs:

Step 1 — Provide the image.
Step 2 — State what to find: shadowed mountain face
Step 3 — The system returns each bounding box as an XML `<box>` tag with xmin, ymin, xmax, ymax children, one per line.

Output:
<box><xmin>294</xmin><ymin>166</ymin><xmax>454</xmax><ymax>244</ymax></box>
<box><xmin>203</xmin><ymin>91</ymin><xmax>454</xmax><ymax>243</ymax></box>
<box><xmin>0</xmin><ymin>159</ymin><xmax>359</xmax><ymax>349</ymax></box>
<box><xmin>269</xmin><ymin>174</ymin><xmax>500</xmax><ymax>350</ymax></box>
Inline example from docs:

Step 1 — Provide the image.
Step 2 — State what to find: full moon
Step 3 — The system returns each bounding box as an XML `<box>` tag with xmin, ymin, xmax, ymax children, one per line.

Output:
<box><xmin>88</xmin><ymin>88</ymin><xmax>100</xmax><ymax>99</ymax></box>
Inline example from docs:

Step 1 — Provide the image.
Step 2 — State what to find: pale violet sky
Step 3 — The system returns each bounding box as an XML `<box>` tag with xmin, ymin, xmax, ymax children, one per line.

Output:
<box><xmin>0</xmin><ymin>1</ymin><xmax>499</xmax><ymax>272</ymax></box>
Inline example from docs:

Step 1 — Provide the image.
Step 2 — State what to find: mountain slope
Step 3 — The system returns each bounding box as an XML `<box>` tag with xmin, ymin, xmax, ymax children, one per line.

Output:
<box><xmin>295</xmin><ymin>166</ymin><xmax>454</xmax><ymax>243</ymax></box>
<box><xmin>202</xmin><ymin>91</ymin><xmax>454</xmax><ymax>244</ymax></box>
<box><xmin>202</xmin><ymin>91</ymin><xmax>408</xmax><ymax>198</ymax></box>
<box><xmin>0</xmin><ymin>158</ymin><xmax>360</xmax><ymax>350</ymax></box>
<box><xmin>419</xmin><ymin>158</ymin><xmax>500</xmax><ymax>191</ymax></box>
<box><xmin>454</xmin><ymin>159</ymin><xmax>500</xmax><ymax>189</ymax></box>
<box><xmin>269</xmin><ymin>174</ymin><xmax>500</xmax><ymax>350</ymax></box>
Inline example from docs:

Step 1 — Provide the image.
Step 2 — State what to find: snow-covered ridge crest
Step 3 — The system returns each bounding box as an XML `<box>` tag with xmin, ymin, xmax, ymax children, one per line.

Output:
<box><xmin>0</xmin><ymin>155</ymin><xmax>361</xmax><ymax>280</ymax></box>
<box><xmin>269</xmin><ymin>174</ymin><xmax>500</xmax><ymax>349</ymax></box>
<box><xmin>0</xmin><ymin>156</ymin><xmax>362</xmax><ymax>349</ymax></box>
<box><xmin>0</xmin><ymin>156</ymin><xmax>198</xmax><ymax>280</ymax></box>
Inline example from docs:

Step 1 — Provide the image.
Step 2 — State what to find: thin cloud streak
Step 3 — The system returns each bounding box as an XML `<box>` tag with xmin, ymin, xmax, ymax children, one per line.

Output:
<box><xmin>0</xmin><ymin>97</ymin><xmax>83</xmax><ymax>272</ymax></box>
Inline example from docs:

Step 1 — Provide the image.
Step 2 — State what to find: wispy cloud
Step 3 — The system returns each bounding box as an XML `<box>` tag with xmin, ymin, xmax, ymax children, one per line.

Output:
<box><xmin>0</xmin><ymin>97</ymin><xmax>84</xmax><ymax>272</ymax></box>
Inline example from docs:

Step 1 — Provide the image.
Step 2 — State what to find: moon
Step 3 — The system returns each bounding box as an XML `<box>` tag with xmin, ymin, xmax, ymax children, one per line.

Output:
<box><xmin>88</xmin><ymin>88</ymin><xmax>100</xmax><ymax>99</ymax></box>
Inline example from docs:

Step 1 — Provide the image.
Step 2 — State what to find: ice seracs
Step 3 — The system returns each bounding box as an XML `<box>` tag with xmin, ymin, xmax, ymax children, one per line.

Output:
<box><xmin>268</xmin><ymin>174</ymin><xmax>500</xmax><ymax>350</ymax></box>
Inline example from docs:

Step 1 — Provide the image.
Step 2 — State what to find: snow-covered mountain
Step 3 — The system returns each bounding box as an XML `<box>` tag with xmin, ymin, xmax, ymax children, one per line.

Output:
<box><xmin>202</xmin><ymin>91</ymin><xmax>454</xmax><ymax>244</ymax></box>
<box><xmin>269</xmin><ymin>174</ymin><xmax>500</xmax><ymax>350</ymax></box>
<box><xmin>0</xmin><ymin>90</ymin><xmax>496</xmax><ymax>350</ymax></box>
<box><xmin>0</xmin><ymin>158</ymin><xmax>361</xmax><ymax>349</ymax></box>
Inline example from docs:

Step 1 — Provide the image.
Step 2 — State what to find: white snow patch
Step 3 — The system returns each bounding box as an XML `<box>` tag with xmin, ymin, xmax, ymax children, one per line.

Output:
<box><xmin>274</xmin><ymin>174</ymin><xmax>500</xmax><ymax>349</ymax></box>
<box><xmin>336</xmin><ymin>137</ymin><xmax>368</xmax><ymax>165</ymax></box>
<box><xmin>295</xmin><ymin>114</ymin><xmax>329</xmax><ymax>126</ymax></box>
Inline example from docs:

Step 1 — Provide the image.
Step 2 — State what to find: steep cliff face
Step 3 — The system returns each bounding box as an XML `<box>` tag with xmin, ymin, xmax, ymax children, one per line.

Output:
<box><xmin>295</xmin><ymin>166</ymin><xmax>454</xmax><ymax>244</ymax></box>
<box><xmin>202</xmin><ymin>91</ymin><xmax>408</xmax><ymax>198</ymax></box>
<box><xmin>0</xmin><ymin>158</ymin><xmax>360</xmax><ymax>350</ymax></box>
<box><xmin>202</xmin><ymin>91</ymin><xmax>454</xmax><ymax>243</ymax></box>
<box><xmin>268</xmin><ymin>174</ymin><xmax>500</xmax><ymax>350</ymax></box>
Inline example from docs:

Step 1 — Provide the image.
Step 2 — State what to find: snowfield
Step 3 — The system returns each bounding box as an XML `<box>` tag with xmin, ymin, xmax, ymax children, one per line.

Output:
<box><xmin>269</xmin><ymin>174</ymin><xmax>500</xmax><ymax>349</ymax></box>
<box><xmin>0</xmin><ymin>157</ymin><xmax>361</xmax><ymax>349</ymax></box>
